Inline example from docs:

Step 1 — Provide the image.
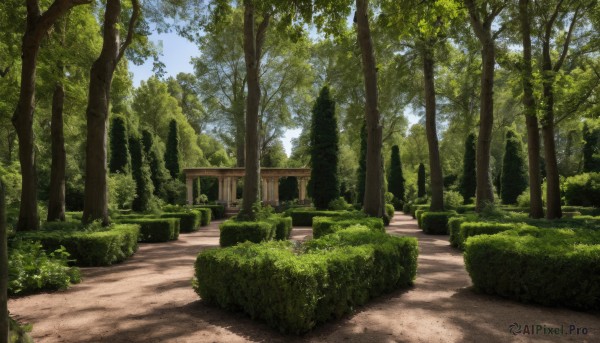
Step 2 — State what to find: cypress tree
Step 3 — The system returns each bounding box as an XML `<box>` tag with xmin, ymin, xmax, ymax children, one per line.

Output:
<box><xmin>459</xmin><ymin>133</ymin><xmax>477</xmax><ymax>204</ymax></box>
<box><xmin>501</xmin><ymin>129</ymin><xmax>528</xmax><ymax>204</ymax></box>
<box><xmin>109</xmin><ymin>116</ymin><xmax>130</xmax><ymax>174</ymax></box>
<box><xmin>164</xmin><ymin>119</ymin><xmax>181</xmax><ymax>179</ymax></box>
<box><xmin>356</xmin><ymin>120</ymin><xmax>367</xmax><ymax>205</ymax></box>
<box><xmin>129</xmin><ymin>135</ymin><xmax>154</xmax><ymax>212</ymax></box>
<box><xmin>310</xmin><ymin>86</ymin><xmax>340</xmax><ymax>210</ymax></box>
<box><xmin>417</xmin><ymin>163</ymin><xmax>426</xmax><ymax>198</ymax></box>
<box><xmin>583</xmin><ymin>121</ymin><xmax>600</xmax><ymax>172</ymax></box>
<box><xmin>388</xmin><ymin>145</ymin><xmax>405</xmax><ymax>204</ymax></box>
<box><xmin>142</xmin><ymin>130</ymin><xmax>167</xmax><ymax>197</ymax></box>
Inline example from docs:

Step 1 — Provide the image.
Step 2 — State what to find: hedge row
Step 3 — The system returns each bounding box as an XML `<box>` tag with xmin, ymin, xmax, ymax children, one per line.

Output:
<box><xmin>448</xmin><ymin>217</ymin><xmax>466</xmax><ymax>248</ymax></box>
<box><xmin>312</xmin><ymin>216</ymin><xmax>384</xmax><ymax>239</ymax></box>
<box><xmin>456</xmin><ymin>222</ymin><xmax>519</xmax><ymax>250</ymax></box>
<box><xmin>411</xmin><ymin>204</ymin><xmax>430</xmax><ymax>219</ymax></box>
<box><xmin>464</xmin><ymin>226</ymin><xmax>600</xmax><ymax>310</ymax></box>
<box><xmin>194</xmin><ymin>205</ymin><xmax>225</xmax><ymax>220</ymax></box>
<box><xmin>118</xmin><ymin>218</ymin><xmax>180</xmax><ymax>243</ymax></box>
<box><xmin>17</xmin><ymin>224</ymin><xmax>140</xmax><ymax>266</ymax></box>
<box><xmin>420</xmin><ymin>211</ymin><xmax>457</xmax><ymax>235</ymax></box>
<box><xmin>385</xmin><ymin>204</ymin><xmax>395</xmax><ymax>222</ymax></box>
<box><xmin>286</xmin><ymin>209</ymin><xmax>355</xmax><ymax>226</ymax></box>
<box><xmin>161</xmin><ymin>210</ymin><xmax>202</xmax><ymax>232</ymax></box>
<box><xmin>219</xmin><ymin>215</ymin><xmax>291</xmax><ymax>247</ymax></box>
<box><xmin>194</xmin><ymin>226</ymin><xmax>418</xmax><ymax>333</ymax></box>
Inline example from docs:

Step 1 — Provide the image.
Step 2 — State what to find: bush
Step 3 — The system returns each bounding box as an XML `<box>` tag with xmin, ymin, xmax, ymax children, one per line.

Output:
<box><xmin>410</xmin><ymin>204</ymin><xmax>429</xmax><ymax>219</ymax></box>
<box><xmin>421</xmin><ymin>211</ymin><xmax>457</xmax><ymax>235</ymax></box>
<box><xmin>195</xmin><ymin>204</ymin><xmax>226</xmax><ymax>219</ymax></box>
<box><xmin>8</xmin><ymin>240</ymin><xmax>81</xmax><ymax>295</ymax></box>
<box><xmin>117</xmin><ymin>218</ymin><xmax>179</xmax><ymax>242</ymax></box>
<box><xmin>219</xmin><ymin>219</ymin><xmax>276</xmax><ymax>247</ymax></box>
<box><xmin>194</xmin><ymin>226</ymin><xmax>418</xmax><ymax>333</ymax></box>
<box><xmin>385</xmin><ymin>203</ymin><xmax>395</xmax><ymax>222</ymax></box>
<box><xmin>563</xmin><ymin>172</ymin><xmax>600</xmax><ymax>207</ymax></box>
<box><xmin>286</xmin><ymin>209</ymin><xmax>354</xmax><ymax>226</ymax></box>
<box><xmin>328</xmin><ymin>197</ymin><xmax>352</xmax><ymax>211</ymax></box>
<box><xmin>267</xmin><ymin>215</ymin><xmax>293</xmax><ymax>240</ymax></box>
<box><xmin>456</xmin><ymin>205</ymin><xmax>476</xmax><ymax>214</ymax></box>
<box><xmin>402</xmin><ymin>202</ymin><xmax>411</xmax><ymax>214</ymax></box>
<box><xmin>444</xmin><ymin>191</ymin><xmax>464</xmax><ymax>210</ymax></box>
<box><xmin>161</xmin><ymin>210</ymin><xmax>201</xmax><ymax>232</ymax></box>
<box><xmin>17</xmin><ymin>224</ymin><xmax>140</xmax><ymax>266</ymax></box>
<box><xmin>108</xmin><ymin>173</ymin><xmax>136</xmax><ymax>211</ymax></box>
<box><xmin>415</xmin><ymin>209</ymin><xmax>427</xmax><ymax>228</ymax></box>
<box><xmin>313</xmin><ymin>216</ymin><xmax>384</xmax><ymax>238</ymax></box>
<box><xmin>458</xmin><ymin>222</ymin><xmax>521</xmax><ymax>250</ymax></box>
<box><xmin>464</xmin><ymin>227</ymin><xmax>600</xmax><ymax>310</ymax></box>
<box><xmin>196</xmin><ymin>208</ymin><xmax>212</xmax><ymax>226</ymax></box>
<box><xmin>448</xmin><ymin>217</ymin><xmax>466</xmax><ymax>248</ymax></box>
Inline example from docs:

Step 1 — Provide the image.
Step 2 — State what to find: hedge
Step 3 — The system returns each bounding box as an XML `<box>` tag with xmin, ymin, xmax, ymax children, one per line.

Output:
<box><xmin>286</xmin><ymin>209</ymin><xmax>355</xmax><ymax>226</ymax></box>
<box><xmin>219</xmin><ymin>215</ymin><xmax>293</xmax><ymax>247</ymax></box>
<box><xmin>194</xmin><ymin>226</ymin><xmax>418</xmax><ymax>333</ymax></box>
<box><xmin>17</xmin><ymin>224</ymin><xmax>140</xmax><ymax>266</ymax></box>
<box><xmin>415</xmin><ymin>209</ymin><xmax>428</xmax><ymax>228</ymax></box>
<box><xmin>411</xmin><ymin>204</ymin><xmax>430</xmax><ymax>219</ymax></box>
<box><xmin>385</xmin><ymin>204</ymin><xmax>395</xmax><ymax>222</ymax></box>
<box><xmin>312</xmin><ymin>216</ymin><xmax>384</xmax><ymax>238</ymax></box>
<box><xmin>402</xmin><ymin>202</ymin><xmax>411</xmax><ymax>214</ymax></box>
<box><xmin>448</xmin><ymin>217</ymin><xmax>466</xmax><ymax>248</ymax></box>
<box><xmin>196</xmin><ymin>208</ymin><xmax>212</xmax><ymax>226</ymax></box>
<box><xmin>161</xmin><ymin>210</ymin><xmax>201</xmax><ymax>232</ymax></box>
<box><xmin>195</xmin><ymin>204</ymin><xmax>226</xmax><ymax>219</ymax></box>
<box><xmin>464</xmin><ymin>227</ymin><xmax>600</xmax><ymax>310</ymax></box>
<box><xmin>267</xmin><ymin>215</ymin><xmax>293</xmax><ymax>240</ymax></box>
<box><xmin>457</xmin><ymin>222</ymin><xmax>521</xmax><ymax>250</ymax></box>
<box><xmin>118</xmin><ymin>218</ymin><xmax>179</xmax><ymax>243</ymax></box>
<box><xmin>421</xmin><ymin>211</ymin><xmax>457</xmax><ymax>235</ymax></box>
<box><xmin>456</xmin><ymin>205</ymin><xmax>476</xmax><ymax>214</ymax></box>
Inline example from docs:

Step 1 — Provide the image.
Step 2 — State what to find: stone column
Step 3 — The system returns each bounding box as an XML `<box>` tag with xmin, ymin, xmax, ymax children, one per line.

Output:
<box><xmin>261</xmin><ymin>178</ymin><xmax>268</xmax><ymax>203</ymax></box>
<box><xmin>217</xmin><ymin>176</ymin><xmax>224</xmax><ymax>203</ymax></box>
<box><xmin>223</xmin><ymin>177</ymin><xmax>231</xmax><ymax>207</ymax></box>
<box><xmin>230</xmin><ymin>177</ymin><xmax>237</xmax><ymax>206</ymax></box>
<box><xmin>298</xmin><ymin>177</ymin><xmax>307</xmax><ymax>204</ymax></box>
<box><xmin>273</xmin><ymin>177</ymin><xmax>279</xmax><ymax>206</ymax></box>
<box><xmin>186</xmin><ymin>176</ymin><xmax>194</xmax><ymax>205</ymax></box>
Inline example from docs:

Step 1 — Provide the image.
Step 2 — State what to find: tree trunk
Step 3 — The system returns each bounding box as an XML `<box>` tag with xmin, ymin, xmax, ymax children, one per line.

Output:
<box><xmin>0</xmin><ymin>182</ymin><xmax>7</xmax><ymax>343</ymax></box>
<box><xmin>235</xmin><ymin>104</ymin><xmax>245</xmax><ymax>167</ymax></box>
<box><xmin>47</xmin><ymin>82</ymin><xmax>66</xmax><ymax>221</ymax></box>
<box><xmin>519</xmin><ymin>0</ymin><xmax>544</xmax><ymax>218</ymax></box>
<box><xmin>542</xmin><ymin>82</ymin><xmax>562</xmax><ymax>219</ymax></box>
<box><xmin>475</xmin><ymin>37</ymin><xmax>496</xmax><ymax>211</ymax></box>
<box><xmin>356</xmin><ymin>0</ymin><xmax>384</xmax><ymax>218</ymax></box>
<box><xmin>422</xmin><ymin>44</ymin><xmax>444</xmax><ymax>211</ymax></box>
<box><xmin>240</xmin><ymin>1</ymin><xmax>269</xmax><ymax>219</ymax></box>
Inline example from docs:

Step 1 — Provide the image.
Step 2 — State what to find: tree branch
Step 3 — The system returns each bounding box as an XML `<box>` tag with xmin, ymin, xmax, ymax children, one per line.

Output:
<box><xmin>553</xmin><ymin>5</ymin><xmax>580</xmax><ymax>72</ymax></box>
<box><xmin>117</xmin><ymin>0</ymin><xmax>140</xmax><ymax>63</ymax></box>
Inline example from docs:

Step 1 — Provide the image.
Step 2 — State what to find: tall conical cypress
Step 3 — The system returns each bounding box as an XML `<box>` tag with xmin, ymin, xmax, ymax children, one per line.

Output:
<box><xmin>417</xmin><ymin>163</ymin><xmax>426</xmax><ymax>198</ymax></box>
<box><xmin>109</xmin><ymin>116</ymin><xmax>130</xmax><ymax>174</ymax></box>
<box><xmin>356</xmin><ymin>120</ymin><xmax>367</xmax><ymax>205</ymax></box>
<box><xmin>129</xmin><ymin>135</ymin><xmax>154</xmax><ymax>212</ymax></box>
<box><xmin>459</xmin><ymin>133</ymin><xmax>477</xmax><ymax>204</ymax></box>
<box><xmin>142</xmin><ymin>130</ymin><xmax>167</xmax><ymax>197</ymax></box>
<box><xmin>388</xmin><ymin>145</ymin><xmax>405</xmax><ymax>203</ymax></box>
<box><xmin>164</xmin><ymin>119</ymin><xmax>180</xmax><ymax>179</ymax></box>
<box><xmin>310</xmin><ymin>86</ymin><xmax>340</xmax><ymax>210</ymax></box>
<box><xmin>501</xmin><ymin>129</ymin><xmax>528</xmax><ymax>204</ymax></box>
<box><xmin>583</xmin><ymin>121</ymin><xmax>600</xmax><ymax>172</ymax></box>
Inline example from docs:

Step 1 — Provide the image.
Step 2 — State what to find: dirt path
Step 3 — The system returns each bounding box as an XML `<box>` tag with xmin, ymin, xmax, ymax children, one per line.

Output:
<box><xmin>9</xmin><ymin>214</ymin><xmax>599</xmax><ymax>342</ymax></box>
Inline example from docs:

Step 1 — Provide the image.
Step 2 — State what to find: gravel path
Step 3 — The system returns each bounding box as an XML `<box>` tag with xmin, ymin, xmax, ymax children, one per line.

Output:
<box><xmin>8</xmin><ymin>213</ymin><xmax>599</xmax><ymax>342</ymax></box>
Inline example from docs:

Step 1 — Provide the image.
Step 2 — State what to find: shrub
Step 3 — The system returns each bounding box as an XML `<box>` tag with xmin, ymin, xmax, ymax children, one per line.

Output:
<box><xmin>448</xmin><ymin>217</ymin><xmax>466</xmax><ymax>248</ymax></box>
<box><xmin>328</xmin><ymin>197</ymin><xmax>352</xmax><ymax>211</ymax></box>
<box><xmin>267</xmin><ymin>215</ymin><xmax>293</xmax><ymax>240</ymax></box>
<box><xmin>402</xmin><ymin>202</ymin><xmax>411</xmax><ymax>214</ymax></box>
<box><xmin>563</xmin><ymin>172</ymin><xmax>600</xmax><ymax>207</ymax></box>
<box><xmin>385</xmin><ymin>203</ymin><xmax>395</xmax><ymax>222</ymax></box>
<box><xmin>500</xmin><ymin>129</ymin><xmax>528</xmax><ymax>205</ymax></box>
<box><xmin>219</xmin><ymin>219</ymin><xmax>276</xmax><ymax>247</ymax></box>
<box><xmin>313</xmin><ymin>216</ymin><xmax>384</xmax><ymax>238</ymax></box>
<box><xmin>415</xmin><ymin>209</ymin><xmax>427</xmax><ymax>228</ymax></box>
<box><xmin>17</xmin><ymin>224</ymin><xmax>140</xmax><ymax>266</ymax></box>
<box><xmin>108</xmin><ymin>173</ymin><xmax>136</xmax><ymax>211</ymax></box>
<box><xmin>458</xmin><ymin>222</ymin><xmax>521</xmax><ymax>250</ymax></box>
<box><xmin>410</xmin><ymin>204</ymin><xmax>429</xmax><ymax>219</ymax></box>
<box><xmin>421</xmin><ymin>211</ymin><xmax>457</xmax><ymax>235</ymax></box>
<box><xmin>286</xmin><ymin>209</ymin><xmax>354</xmax><ymax>226</ymax></box>
<box><xmin>195</xmin><ymin>207</ymin><xmax>212</xmax><ymax>226</ymax></box>
<box><xmin>444</xmin><ymin>191</ymin><xmax>464</xmax><ymax>210</ymax></box>
<box><xmin>194</xmin><ymin>226</ymin><xmax>418</xmax><ymax>333</ymax></box>
<box><xmin>464</xmin><ymin>227</ymin><xmax>600</xmax><ymax>310</ymax></box>
<box><xmin>459</xmin><ymin>133</ymin><xmax>476</xmax><ymax>203</ymax></box>
<box><xmin>8</xmin><ymin>240</ymin><xmax>81</xmax><ymax>295</ymax></box>
<box><xmin>388</xmin><ymin>145</ymin><xmax>406</xmax><ymax>206</ymax></box>
<box><xmin>161</xmin><ymin>210</ymin><xmax>201</xmax><ymax>232</ymax></box>
<box><xmin>194</xmin><ymin>204</ymin><xmax>226</xmax><ymax>219</ymax></box>
<box><xmin>117</xmin><ymin>218</ymin><xmax>179</xmax><ymax>242</ymax></box>
<box><xmin>417</xmin><ymin>163</ymin><xmax>426</xmax><ymax>198</ymax></box>
<box><xmin>165</xmin><ymin>119</ymin><xmax>181</xmax><ymax>179</ymax></box>
<box><xmin>456</xmin><ymin>205</ymin><xmax>476</xmax><ymax>214</ymax></box>
<box><xmin>129</xmin><ymin>134</ymin><xmax>155</xmax><ymax>212</ymax></box>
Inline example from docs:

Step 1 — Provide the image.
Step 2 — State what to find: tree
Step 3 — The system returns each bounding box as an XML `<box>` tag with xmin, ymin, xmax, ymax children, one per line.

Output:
<box><xmin>356</xmin><ymin>0</ymin><xmax>384</xmax><ymax>217</ymax></box>
<box><xmin>310</xmin><ymin>86</ymin><xmax>340</xmax><ymax>210</ymax></box>
<box><xmin>583</xmin><ymin>121</ymin><xmax>600</xmax><ymax>172</ymax></box>
<box><xmin>417</xmin><ymin>162</ymin><xmax>426</xmax><ymax>198</ymax></box>
<box><xmin>142</xmin><ymin>130</ymin><xmax>167</xmax><ymax>197</ymax></box>
<box><xmin>129</xmin><ymin>135</ymin><xmax>154</xmax><ymax>212</ymax></box>
<box><xmin>356</xmin><ymin>120</ymin><xmax>367</xmax><ymax>205</ymax></box>
<box><xmin>501</xmin><ymin>130</ymin><xmax>528</xmax><ymax>204</ymax></box>
<box><xmin>459</xmin><ymin>133</ymin><xmax>476</xmax><ymax>204</ymax></box>
<box><xmin>82</xmin><ymin>0</ymin><xmax>140</xmax><ymax>225</ymax></box>
<box><xmin>109</xmin><ymin>116</ymin><xmax>130</xmax><ymax>174</ymax></box>
<box><xmin>464</xmin><ymin>0</ymin><xmax>506</xmax><ymax>211</ymax></box>
<box><xmin>13</xmin><ymin>0</ymin><xmax>91</xmax><ymax>230</ymax></box>
<box><xmin>0</xmin><ymin>181</ymin><xmax>7</xmax><ymax>343</ymax></box>
<box><xmin>388</xmin><ymin>145</ymin><xmax>405</xmax><ymax>205</ymax></box>
<box><xmin>518</xmin><ymin>0</ymin><xmax>544</xmax><ymax>218</ymax></box>
<box><xmin>165</xmin><ymin>119</ymin><xmax>181</xmax><ymax>179</ymax></box>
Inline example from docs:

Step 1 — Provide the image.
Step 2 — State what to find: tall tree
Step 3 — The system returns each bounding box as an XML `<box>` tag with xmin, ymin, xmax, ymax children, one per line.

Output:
<box><xmin>13</xmin><ymin>0</ymin><xmax>91</xmax><ymax>230</ymax></box>
<box><xmin>356</xmin><ymin>120</ymin><xmax>367</xmax><ymax>205</ymax></box>
<box><xmin>518</xmin><ymin>0</ymin><xmax>544</xmax><ymax>218</ymax></box>
<box><xmin>142</xmin><ymin>130</ymin><xmax>167</xmax><ymax>197</ymax></box>
<box><xmin>82</xmin><ymin>0</ymin><xmax>140</xmax><ymax>225</ymax></box>
<box><xmin>417</xmin><ymin>162</ymin><xmax>426</xmax><ymax>198</ymax></box>
<box><xmin>164</xmin><ymin>119</ymin><xmax>181</xmax><ymax>179</ymax></box>
<box><xmin>129</xmin><ymin>135</ymin><xmax>154</xmax><ymax>212</ymax></box>
<box><xmin>500</xmin><ymin>130</ymin><xmax>528</xmax><ymax>204</ymax></box>
<box><xmin>459</xmin><ymin>133</ymin><xmax>477</xmax><ymax>204</ymax></box>
<box><xmin>356</xmin><ymin>0</ymin><xmax>384</xmax><ymax>217</ymax></box>
<box><xmin>464</xmin><ymin>0</ymin><xmax>506</xmax><ymax>211</ymax></box>
<box><xmin>388</xmin><ymin>145</ymin><xmax>405</xmax><ymax>205</ymax></box>
<box><xmin>310</xmin><ymin>86</ymin><xmax>340</xmax><ymax>210</ymax></box>
<box><xmin>109</xmin><ymin>116</ymin><xmax>130</xmax><ymax>174</ymax></box>
<box><xmin>0</xmin><ymin>180</ymin><xmax>7</xmax><ymax>343</ymax></box>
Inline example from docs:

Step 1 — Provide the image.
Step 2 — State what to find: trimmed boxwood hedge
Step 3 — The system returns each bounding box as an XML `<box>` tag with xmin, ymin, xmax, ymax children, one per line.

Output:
<box><xmin>402</xmin><ymin>202</ymin><xmax>411</xmax><ymax>214</ymax></box>
<box><xmin>195</xmin><ymin>204</ymin><xmax>226</xmax><ymax>219</ymax></box>
<box><xmin>161</xmin><ymin>210</ymin><xmax>201</xmax><ymax>232</ymax></box>
<box><xmin>194</xmin><ymin>226</ymin><xmax>418</xmax><ymax>333</ymax></box>
<box><xmin>286</xmin><ymin>209</ymin><xmax>354</xmax><ymax>226</ymax></box>
<box><xmin>118</xmin><ymin>218</ymin><xmax>180</xmax><ymax>242</ymax></box>
<box><xmin>420</xmin><ymin>211</ymin><xmax>457</xmax><ymax>235</ymax></box>
<box><xmin>448</xmin><ymin>216</ymin><xmax>466</xmax><ymax>248</ymax></box>
<box><xmin>456</xmin><ymin>205</ymin><xmax>475</xmax><ymax>214</ymax></box>
<box><xmin>457</xmin><ymin>222</ymin><xmax>518</xmax><ymax>250</ymax></box>
<box><xmin>464</xmin><ymin>227</ymin><xmax>600</xmax><ymax>310</ymax></box>
<box><xmin>267</xmin><ymin>215</ymin><xmax>293</xmax><ymax>240</ymax></box>
<box><xmin>196</xmin><ymin>208</ymin><xmax>212</xmax><ymax>226</ymax></box>
<box><xmin>415</xmin><ymin>209</ymin><xmax>428</xmax><ymax>228</ymax></box>
<box><xmin>219</xmin><ymin>215</ymin><xmax>292</xmax><ymax>247</ymax></box>
<box><xmin>385</xmin><ymin>204</ymin><xmax>395</xmax><ymax>221</ymax></box>
<box><xmin>313</xmin><ymin>216</ymin><xmax>384</xmax><ymax>238</ymax></box>
<box><xmin>411</xmin><ymin>204</ymin><xmax>429</xmax><ymax>219</ymax></box>
<box><xmin>17</xmin><ymin>224</ymin><xmax>140</xmax><ymax>266</ymax></box>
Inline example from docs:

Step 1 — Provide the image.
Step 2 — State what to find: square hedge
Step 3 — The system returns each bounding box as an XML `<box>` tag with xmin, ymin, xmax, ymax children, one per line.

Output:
<box><xmin>161</xmin><ymin>210</ymin><xmax>201</xmax><ymax>233</ymax></box>
<box><xmin>420</xmin><ymin>211</ymin><xmax>457</xmax><ymax>235</ymax></box>
<box><xmin>312</xmin><ymin>216</ymin><xmax>384</xmax><ymax>238</ymax></box>
<box><xmin>118</xmin><ymin>218</ymin><xmax>180</xmax><ymax>242</ymax></box>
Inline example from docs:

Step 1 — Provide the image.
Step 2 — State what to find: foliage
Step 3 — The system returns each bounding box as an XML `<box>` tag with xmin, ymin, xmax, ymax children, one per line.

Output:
<box><xmin>328</xmin><ymin>197</ymin><xmax>352</xmax><ymax>211</ymax></box>
<box><xmin>108</xmin><ymin>173</ymin><xmax>136</xmax><ymax>211</ymax></box>
<box><xmin>219</xmin><ymin>219</ymin><xmax>276</xmax><ymax>247</ymax></box>
<box><xmin>459</xmin><ymin>133</ymin><xmax>477</xmax><ymax>204</ymax></box>
<box><xmin>109</xmin><ymin>116</ymin><xmax>131</xmax><ymax>174</ymax></box>
<box><xmin>447</xmin><ymin>216</ymin><xmax>466</xmax><ymax>248</ymax></box>
<box><xmin>356</xmin><ymin>120</ymin><xmax>367</xmax><ymax>205</ymax></box>
<box><xmin>582</xmin><ymin>120</ymin><xmax>600</xmax><ymax>172</ymax></box>
<box><xmin>160</xmin><ymin>210</ymin><xmax>202</xmax><ymax>233</ymax></box>
<box><xmin>142</xmin><ymin>130</ymin><xmax>168</xmax><ymax>198</ymax></box>
<box><xmin>420</xmin><ymin>211</ymin><xmax>457</xmax><ymax>235</ymax></box>
<box><xmin>117</xmin><ymin>218</ymin><xmax>179</xmax><ymax>243</ymax></box>
<box><xmin>443</xmin><ymin>190</ymin><xmax>464</xmax><ymax>209</ymax></box>
<box><xmin>163</xmin><ymin>179</ymin><xmax>187</xmax><ymax>205</ymax></box>
<box><xmin>417</xmin><ymin>163</ymin><xmax>426</xmax><ymax>198</ymax></box>
<box><xmin>385</xmin><ymin>204</ymin><xmax>395</xmax><ymax>222</ymax></box>
<box><xmin>563</xmin><ymin>173</ymin><xmax>600</xmax><ymax>207</ymax></box>
<box><xmin>312</xmin><ymin>216</ymin><xmax>384</xmax><ymax>238</ymax></box>
<box><xmin>388</xmin><ymin>145</ymin><xmax>405</xmax><ymax>206</ymax></box>
<box><xmin>464</xmin><ymin>227</ymin><xmax>600</xmax><ymax>310</ymax></box>
<box><xmin>164</xmin><ymin>119</ymin><xmax>181</xmax><ymax>179</ymax></box>
<box><xmin>129</xmin><ymin>135</ymin><xmax>155</xmax><ymax>212</ymax></box>
<box><xmin>194</xmin><ymin>204</ymin><xmax>226</xmax><ymax>219</ymax></box>
<box><xmin>8</xmin><ymin>240</ymin><xmax>81</xmax><ymax>295</ymax></box>
<box><xmin>500</xmin><ymin>130</ymin><xmax>528</xmax><ymax>204</ymax></box>
<box><xmin>285</xmin><ymin>209</ymin><xmax>357</xmax><ymax>226</ymax></box>
<box><xmin>194</xmin><ymin>226</ymin><xmax>418</xmax><ymax>334</ymax></box>
<box><xmin>310</xmin><ymin>86</ymin><xmax>340</xmax><ymax>210</ymax></box>
<box><xmin>457</xmin><ymin>222</ymin><xmax>522</xmax><ymax>250</ymax></box>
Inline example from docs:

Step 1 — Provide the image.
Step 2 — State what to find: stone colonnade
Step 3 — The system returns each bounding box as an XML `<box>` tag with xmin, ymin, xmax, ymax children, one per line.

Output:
<box><xmin>183</xmin><ymin>168</ymin><xmax>311</xmax><ymax>209</ymax></box>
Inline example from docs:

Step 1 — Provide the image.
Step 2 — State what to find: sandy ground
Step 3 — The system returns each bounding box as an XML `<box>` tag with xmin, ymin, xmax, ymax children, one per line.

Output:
<box><xmin>8</xmin><ymin>213</ymin><xmax>599</xmax><ymax>343</ymax></box>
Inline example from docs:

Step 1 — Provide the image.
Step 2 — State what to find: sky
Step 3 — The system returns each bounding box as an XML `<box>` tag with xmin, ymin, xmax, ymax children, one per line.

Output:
<box><xmin>129</xmin><ymin>30</ymin><xmax>418</xmax><ymax>157</ymax></box>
